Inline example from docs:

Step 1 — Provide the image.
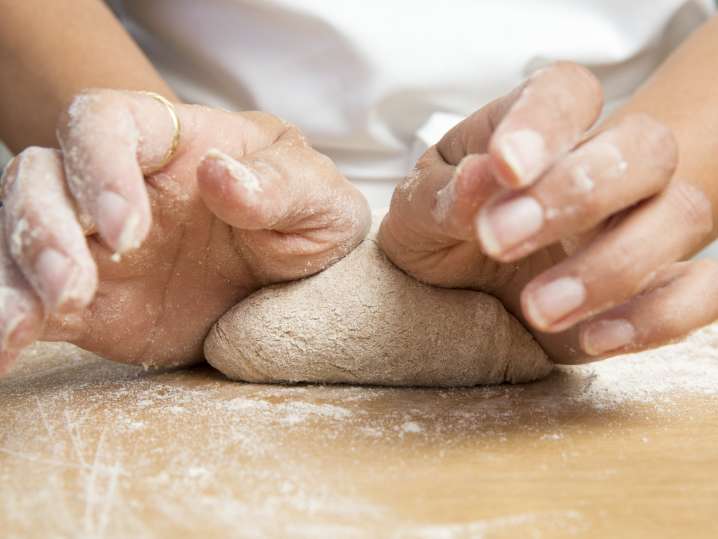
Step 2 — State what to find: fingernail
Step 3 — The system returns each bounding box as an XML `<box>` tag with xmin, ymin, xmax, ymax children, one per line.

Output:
<box><xmin>34</xmin><ymin>248</ymin><xmax>75</xmax><ymax>308</ymax></box>
<box><xmin>478</xmin><ymin>196</ymin><xmax>543</xmax><ymax>255</ymax></box>
<box><xmin>525</xmin><ymin>277</ymin><xmax>586</xmax><ymax>329</ymax></box>
<box><xmin>497</xmin><ymin>129</ymin><xmax>546</xmax><ymax>185</ymax></box>
<box><xmin>582</xmin><ymin>319</ymin><xmax>635</xmax><ymax>356</ymax></box>
<box><xmin>96</xmin><ymin>191</ymin><xmax>141</xmax><ymax>253</ymax></box>
<box><xmin>206</xmin><ymin>149</ymin><xmax>262</xmax><ymax>194</ymax></box>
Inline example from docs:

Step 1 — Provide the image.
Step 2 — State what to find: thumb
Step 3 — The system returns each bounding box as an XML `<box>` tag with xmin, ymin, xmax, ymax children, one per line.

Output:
<box><xmin>196</xmin><ymin>125</ymin><xmax>371</xmax><ymax>280</ymax></box>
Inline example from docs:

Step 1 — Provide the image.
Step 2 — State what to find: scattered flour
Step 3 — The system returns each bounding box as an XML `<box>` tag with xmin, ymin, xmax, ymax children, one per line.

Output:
<box><xmin>565</xmin><ymin>326</ymin><xmax>718</xmax><ymax>409</ymax></box>
<box><xmin>225</xmin><ymin>397</ymin><xmax>353</xmax><ymax>425</ymax></box>
<box><xmin>432</xmin><ymin>180</ymin><xmax>455</xmax><ymax>224</ymax></box>
<box><xmin>399</xmin><ymin>421</ymin><xmax>423</xmax><ymax>434</ymax></box>
<box><xmin>2</xmin><ymin>322</ymin><xmax>718</xmax><ymax>537</ymax></box>
<box><xmin>205</xmin><ymin>149</ymin><xmax>263</xmax><ymax>194</ymax></box>
<box><xmin>570</xmin><ymin>165</ymin><xmax>594</xmax><ymax>193</ymax></box>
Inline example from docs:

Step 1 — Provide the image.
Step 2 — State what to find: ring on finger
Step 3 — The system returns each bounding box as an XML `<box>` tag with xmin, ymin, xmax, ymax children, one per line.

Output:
<box><xmin>138</xmin><ymin>91</ymin><xmax>182</xmax><ymax>175</ymax></box>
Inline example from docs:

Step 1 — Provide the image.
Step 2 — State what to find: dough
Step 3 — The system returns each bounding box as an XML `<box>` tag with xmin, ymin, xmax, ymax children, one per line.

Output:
<box><xmin>204</xmin><ymin>233</ymin><xmax>552</xmax><ymax>387</ymax></box>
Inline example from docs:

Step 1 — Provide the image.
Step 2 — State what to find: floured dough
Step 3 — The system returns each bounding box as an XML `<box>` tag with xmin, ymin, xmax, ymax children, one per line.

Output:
<box><xmin>205</xmin><ymin>232</ymin><xmax>552</xmax><ymax>387</ymax></box>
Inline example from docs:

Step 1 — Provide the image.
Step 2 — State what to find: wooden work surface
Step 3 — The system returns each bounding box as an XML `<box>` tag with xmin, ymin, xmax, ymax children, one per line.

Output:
<box><xmin>1</xmin><ymin>326</ymin><xmax>718</xmax><ymax>538</ymax></box>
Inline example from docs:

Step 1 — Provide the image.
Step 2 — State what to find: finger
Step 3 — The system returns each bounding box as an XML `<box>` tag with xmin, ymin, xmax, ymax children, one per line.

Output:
<box><xmin>197</xmin><ymin>125</ymin><xmax>337</xmax><ymax>230</ymax></box>
<box><xmin>579</xmin><ymin>260</ymin><xmax>718</xmax><ymax>357</ymax></box>
<box><xmin>478</xmin><ymin>114</ymin><xmax>677</xmax><ymax>261</ymax></box>
<box><xmin>197</xmin><ymin>125</ymin><xmax>370</xmax><ymax>279</ymax></box>
<box><xmin>0</xmin><ymin>224</ymin><xmax>44</xmax><ymax>374</ymax></box>
<box><xmin>432</xmin><ymin>154</ymin><xmax>499</xmax><ymax>240</ymax></box>
<box><xmin>2</xmin><ymin>148</ymin><xmax>98</xmax><ymax>312</ymax></box>
<box><xmin>488</xmin><ymin>62</ymin><xmax>603</xmax><ymax>188</ymax></box>
<box><xmin>386</xmin><ymin>146</ymin><xmax>501</xmax><ymax>242</ymax></box>
<box><xmin>521</xmin><ymin>181</ymin><xmax>713</xmax><ymax>332</ymax></box>
<box><xmin>56</xmin><ymin>90</ymin><xmax>179</xmax><ymax>253</ymax></box>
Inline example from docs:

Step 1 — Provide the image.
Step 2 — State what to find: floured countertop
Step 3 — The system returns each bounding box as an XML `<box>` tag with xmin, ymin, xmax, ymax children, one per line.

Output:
<box><xmin>2</xmin><ymin>325</ymin><xmax>718</xmax><ymax>538</ymax></box>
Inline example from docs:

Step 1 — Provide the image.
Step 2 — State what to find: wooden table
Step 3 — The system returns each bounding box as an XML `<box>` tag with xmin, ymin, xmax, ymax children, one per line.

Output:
<box><xmin>2</xmin><ymin>326</ymin><xmax>718</xmax><ymax>538</ymax></box>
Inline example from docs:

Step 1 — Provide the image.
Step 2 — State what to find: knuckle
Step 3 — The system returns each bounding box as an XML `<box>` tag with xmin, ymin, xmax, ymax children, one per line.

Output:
<box><xmin>569</xmin><ymin>62</ymin><xmax>602</xmax><ymax>100</ymax></box>
<box><xmin>57</xmin><ymin>89</ymin><xmax>120</xmax><ymax>136</ymax></box>
<box><xmin>533</xmin><ymin>61</ymin><xmax>578</xmax><ymax>81</ymax></box>
<box><xmin>414</xmin><ymin>147</ymin><xmax>437</xmax><ymax>174</ymax></box>
<box><xmin>282</xmin><ymin>121</ymin><xmax>304</xmax><ymax>136</ymax></box>
<box><xmin>669</xmin><ymin>181</ymin><xmax>713</xmax><ymax>239</ymax></box>
<box><xmin>253</xmin><ymin>110</ymin><xmax>281</xmax><ymax>124</ymax></box>
<box><xmin>18</xmin><ymin>146</ymin><xmax>58</xmax><ymax>162</ymax></box>
<box><xmin>15</xmin><ymin>146</ymin><xmax>47</xmax><ymax>165</ymax></box>
<box><xmin>590</xmin><ymin>240</ymin><xmax>645</xmax><ymax>295</ymax></box>
<box><xmin>61</xmin><ymin>90</ymin><xmax>101</xmax><ymax>122</ymax></box>
<box><xmin>541</xmin><ymin>61</ymin><xmax>603</xmax><ymax>105</ymax></box>
<box><xmin>18</xmin><ymin>147</ymin><xmax>62</xmax><ymax>178</ymax></box>
<box><xmin>2</xmin><ymin>148</ymin><xmax>60</xmax><ymax>201</ymax></box>
<box><xmin>309</xmin><ymin>149</ymin><xmax>336</xmax><ymax>173</ymax></box>
<box><xmin>283</xmin><ymin>124</ymin><xmax>311</xmax><ymax>148</ymax></box>
<box><xmin>610</xmin><ymin>251</ymin><xmax>641</xmax><ymax>289</ymax></box>
<box><xmin>551</xmin><ymin>60</ymin><xmax>588</xmax><ymax>75</ymax></box>
<box><xmin>243</xmin><ymin>110</ymin><xmax>286</xmax><ymax>132</ymax></box>
<box><xmin>571</xmin><ymin>186</ymin><xmax>605</xmax><ymax>223</ymax></box>
<box><xmin>624</xmin><ymin>113</ymin><xmax>678</xmax><ymax>173</ymax></box>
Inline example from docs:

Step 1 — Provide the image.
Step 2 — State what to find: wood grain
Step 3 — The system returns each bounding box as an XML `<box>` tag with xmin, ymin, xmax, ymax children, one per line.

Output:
<box><xmin>1</xmin><ymin>330</ymin><xmax>717</xmax><ymax>538</ymax></box>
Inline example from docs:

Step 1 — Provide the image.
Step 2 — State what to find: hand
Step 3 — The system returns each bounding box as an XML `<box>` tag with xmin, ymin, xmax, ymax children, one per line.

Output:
<box><xmin>379</xmin><ymin>62</ymin><xmax>718</xmax><ymax>363</ymax></box>
<box><xmin>0</xmin><ymin>90</ymin><xmax>370</xmax><ymax>372</ymax></box>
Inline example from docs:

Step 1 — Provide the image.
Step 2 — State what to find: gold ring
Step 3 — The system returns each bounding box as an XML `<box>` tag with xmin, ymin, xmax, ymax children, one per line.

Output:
<box><xmin>139</xmin><ymin>91</ymin><xmax>181</xmax><ymax>175</ymax></box>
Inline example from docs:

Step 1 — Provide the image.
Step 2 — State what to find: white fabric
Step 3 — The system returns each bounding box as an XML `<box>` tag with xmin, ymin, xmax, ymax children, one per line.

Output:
<box><xmin>113</xmin><ymin>0</ymin><xmax>714</xmax><ymax>208</ymax></box>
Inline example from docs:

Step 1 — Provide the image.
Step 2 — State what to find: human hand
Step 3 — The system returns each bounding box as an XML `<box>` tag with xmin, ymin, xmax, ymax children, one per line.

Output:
<box><xmin>0</xmin><ymin>90</ymin><xmax>370</xmax><ymax>373</ymax></box>
<box><xmin>379</xmin><ymin>62</ymin><xmax>718</xmax><ymax>363</ymax></box>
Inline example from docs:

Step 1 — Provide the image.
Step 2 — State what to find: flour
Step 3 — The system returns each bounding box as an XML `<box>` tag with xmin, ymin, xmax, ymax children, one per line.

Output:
<box><xmin>567</xmin><ymin>326</ymin><xmax>718</xmax><ymax>409</ymax></box>
<box><xmin>204</xmin><ymin>149</ymin><xmax>263</xmax><ymax>196</ymax></box>
<box><xmin>399</xmin><ymin>421</ymin><xmax>423</xmax><ymax>434</ymax></box>
<box><xmin>3</xmin><ymin>329</ymin><xmax>718</xmax><ymax>537</ymax></box>
<box><xmin>570</xmin><ymin>164</ymin><xmax>594</xmax><ymax>193</ymax></box>
<box><xmin>224</xmin><ymin>397</ymin><xmax>353</xmax><ymax>425</ymax></box>
<box><xmin>432</xmin><ymin>179</ymin><xmax>456</xmax><ymax>224</ymax></box>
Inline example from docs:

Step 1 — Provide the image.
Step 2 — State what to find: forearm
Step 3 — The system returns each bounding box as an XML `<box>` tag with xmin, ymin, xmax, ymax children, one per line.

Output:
<box><xmin>606</xmin><ymin>15</ymin><xmax>718</xmax><ymax>248</ymax></box>
<box><xmin>0</xmin><ymin>0</ymin><xmax>174</xmax><ymax>152</ymax></box>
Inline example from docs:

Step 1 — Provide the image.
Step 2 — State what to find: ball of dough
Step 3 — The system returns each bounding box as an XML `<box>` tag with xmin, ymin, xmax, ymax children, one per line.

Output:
<box><xmin>204</xmin><ymin>235</ymin><xmax>552</xmax><ymax>387</ymax></box>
